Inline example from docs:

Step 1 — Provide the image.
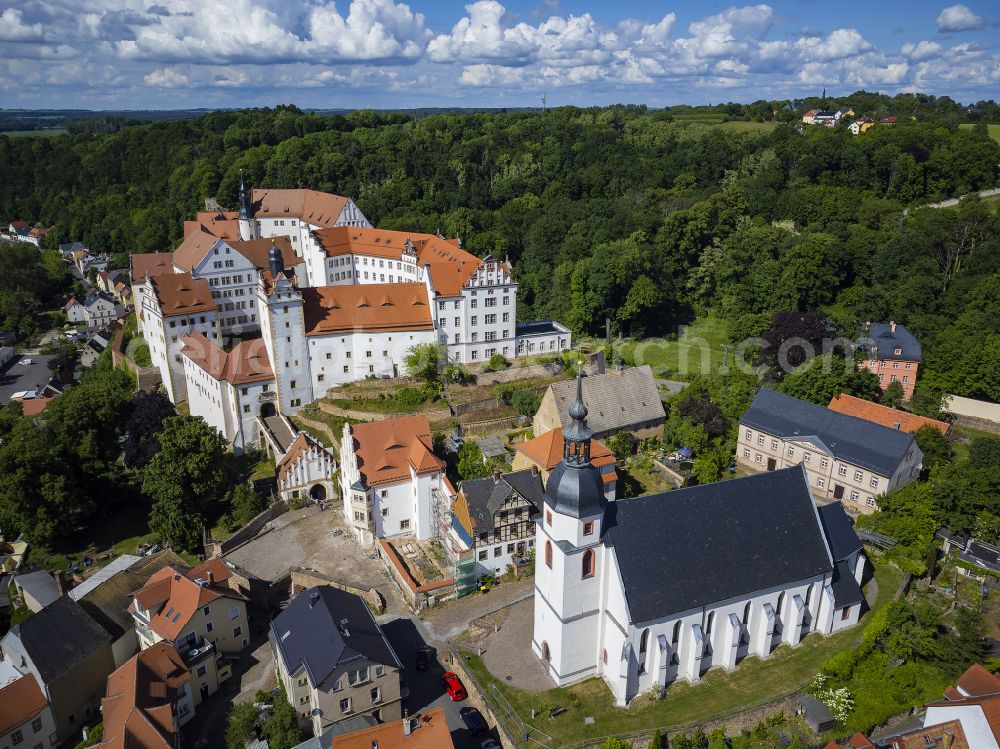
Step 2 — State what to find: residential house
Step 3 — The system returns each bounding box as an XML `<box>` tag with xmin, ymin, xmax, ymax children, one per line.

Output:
<box><xmin>130</xmin><ymin>559</ymin><xmax>249</xmax><ymax>655</ymax></box>
<box><xmin>269</xmin><ymin>586</ymin><xmax>403</xmax><ymax>737</ymax></box>
<box><xmin>94</xmin><ymin>639</ymin><xmax>225</xmax><ymax>747</ymax></box>
<box><xmin>0</xmin><ymin>539</ymin><xmax>28</xmax><ymax>575</ymax></box>
<box><xmin>849</xmin><ymin>116</ymin><xmax>875</xmax><ymax>135</ymax></box>
<box><xmin>80</xmin><ymin>330</ymin><xmax>114</xmax><ymax>368</ymax></box>
<box><xmin>75</xmin><ymin>253</ymin><xmax>109</xmax><ymax>275</ymax></box>
<box><xmin>96</xmin><ymin>271</ymin><xmax>126</xmax><ymax>296</ymax></box>
<box><xmin>276</xmin><ymin>432</ymin><xmax>336</xmax><ymax>504</ymax></box>
<box><xmin>452</xmin><ymin>468</ymin><xmax>545</xmax><ymax>577</ymax></box>
<box><xmin>857</xmin><ymin>321</ymin><xmax>922</xmax><ymax>401</ymax></box>
<box><xmin>11</xmin><ymin>571</ymin><xmax>60</xmax><ymax>613</ymax></box>
<box><xmin>880</xmin><ymin>116</ymin><xmax>897</xmax><ymax>124</ymax></box>
<box><xmin>737</xmin><ymin>388</ymin><xmax>922</xmax><ymax>514</ymax></box>
<box><xmin>339</xmin><ymin>415</ymin><xmax>452</xmax><ymax>545</ymax></box>
<box><xmin>83</xmin><ymin>290</ymin><xmax>124</xmax><ymax>330</ymax></box>
<box><xmin>533</xmin><ymin>366</ymin><xmax>665</xmax><ymax>441</ymax></box>
<box><xmin>811</xmin><ymin>110</ymin><xmax>839</xmax><ymax>127</ymax></box>
<box><xmin>0</xmin><ymin>596</ymin><xmax>116</xmax><ymax>744</ymax></box>
<box><xmin>68</xmin><ymin>551</ymin><xmax>187</xmax><ymax>668</ymax></box>
<box><xmin>331</xmin><ymin>707</ymin><xmax>454</xmax><ymax>749</ymax></box>
<box><xmin>58</xmin><ymin>241</ymin><xmax>87</xmax><ymax>259</ymax></box>
<box><xmin>64</xmin><ymin>296</ymin><xmax>86</xmax><ymax>324</ymax></box>
<box><xmin>513</xmin><ymin>427</ymin><xmax>618</xmax><ymax>499</ymax></box>
<box><xmin>0</xmin><ymin>672</ymin><xmax>58</xmax><ymax>749</ymax></box>
<box><xmin>4</xmin><ymin>221</ymin><xmax>30</xmax><ymax>241</ymax></box>
<box><xmin>533</xmin><ymin>379</ymin><xmax>868</xmax><ymax>706</ymax></box>
<box><xmin>828</xmin><ymin>393</ymin><xmax>951</xmax><ymax>436</ymax></box>
<box><xmin>802</xmin><ymin>109</ymin><xmax>819</xmax><ymax>124</ymax></box>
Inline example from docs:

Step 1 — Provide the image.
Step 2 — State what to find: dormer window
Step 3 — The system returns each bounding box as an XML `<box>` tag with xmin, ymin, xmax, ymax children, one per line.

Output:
<box><xmin>894</xmin><ymin>347</ymin><xmax>901</xmax><ymax>355</ymax></box>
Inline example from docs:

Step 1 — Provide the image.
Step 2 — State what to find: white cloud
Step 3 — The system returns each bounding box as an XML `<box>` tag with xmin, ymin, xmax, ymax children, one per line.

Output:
<box><xmin>638</xmin><ymin>13</ymin><xmax>676</xmax><ymax>46</ymax></box>
<box><xmin>144</xmin><ymin>67</ymin><xmax>190</xmax><ymax>87</ymax></box>
<box><xmin>902</xmin><ymin>41</ymin><xmax>943</xmax><ymax>60</ymax></box>
<box><xmin>936</xmin><ymin>4</ymin><xmax>985</xmax><ymax>32</ymax></box>
<box><xmin>798</xmin><ymin>29</ymin><xmax>872</xmax><ymax>62</ymax></box>
<box><xmin>0</xmin><ymin>8</ymin><xmax>45</xmax><ymax>41</ymax></box>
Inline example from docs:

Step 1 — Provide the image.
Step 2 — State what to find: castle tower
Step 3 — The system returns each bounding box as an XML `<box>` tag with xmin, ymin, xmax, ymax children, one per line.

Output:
<box><xmin>256</xmin><ymin>242</ymin><xmax>313</xmax><ymax>415</ymax></box>
<box><xmin>532</xmin><ymin>370</ymin><xmax>608</xmax><ymax>687</ymax></box>
<box><xmin>238</xmin><ymin>172</ymin><xmax>258</xmax><ymax>241</ymax></box>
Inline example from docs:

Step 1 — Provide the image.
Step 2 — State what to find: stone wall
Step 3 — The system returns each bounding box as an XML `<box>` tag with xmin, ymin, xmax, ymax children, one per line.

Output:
<box><xmin>204</xmin><ymin>499</ymin><xmax>288</xmax><ymax>558</ymax></box>
<box><xmin>110</xmin><ymin>327</ymin><xmax>161</xmax><ymax>391</ymax></box>
<box><xmin>289</xmin><ymin>567</ymin><xmax>386</xmax><ymax>613</ymax></box>
<box><xmin>317</xmin><ymin>399</ymin><xmax>451</xmax><ymax>423</ymax></box>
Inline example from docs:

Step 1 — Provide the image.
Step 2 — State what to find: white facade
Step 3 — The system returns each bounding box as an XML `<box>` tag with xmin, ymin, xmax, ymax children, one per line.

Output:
<box><xmin>256</xmin><ymin>276</ymin><xmax>313</xmax><ymax>414</ymax></box>
<box><xmin>84</xmin><ymin>293</ymin><xmax>122</xmax><ymax>330</ymax></box>
<box><xmin>305</xmin><ymin>329</ymin><xmax>438</xmax><ymax>393</ymax></box>
<box><xmin>0</xmin><ymin>677</ymin><xmax>57</xmax><ymax>749</ymax></box>
<box><xmin>142</xmin><ymin>280</ymin><xmax>220</xmax><ymax>403</ymax></box>
<box><xmin>184</xmin><ymin>240</ymin><xmax>261</xmax><ymax>334</ymax></box>
<box><xmin>65</xmin><ymin>299</ymin><xmax>86</xmax><ymax>323</ymax></box>
<box><xmin>277</xmin><ymin>433</ymin><xmax>336</xmax><ymax>502</ymax></box>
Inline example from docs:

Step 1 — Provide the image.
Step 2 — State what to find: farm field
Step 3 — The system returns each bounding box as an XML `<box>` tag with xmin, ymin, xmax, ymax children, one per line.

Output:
<box><xmin>959</xmin><ymin>123</ymin><xmax>1000</xmax><ymax>143</ymax></box>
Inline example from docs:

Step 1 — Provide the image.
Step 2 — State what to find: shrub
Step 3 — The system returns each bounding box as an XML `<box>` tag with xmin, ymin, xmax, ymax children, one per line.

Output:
<box><xmin>510</xmin><ymin>388</ymin><xmax>542</xmax><ymax>416</ymax></box>
<box><xmin>485</xmin><ymin>353</ymin><xmax>509</xmax><ymax>372</ymax></box>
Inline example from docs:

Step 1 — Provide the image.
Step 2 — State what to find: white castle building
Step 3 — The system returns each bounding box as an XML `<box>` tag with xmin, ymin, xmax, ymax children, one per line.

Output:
<box><xmin>533</xmin><ymin>374</ymin><xmax>867</xmax><ymax>706</ymax></box>
<box><xmin>132</xmin><ymin>184</ymin><xmax>571</xmax><ymax>454</ymax></box>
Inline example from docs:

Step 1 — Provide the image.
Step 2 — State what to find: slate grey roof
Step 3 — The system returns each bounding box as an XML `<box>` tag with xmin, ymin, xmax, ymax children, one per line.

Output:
<box><xmin>547</xmin><ymin>366</ymin><xmax>665</xmax><ymax>435</ymax></box>
<box><xmin>461</xmin><ymin>469</ymin><xmax>544</xmax><ymax>533</ymax></box>
<box><xmin>270</xmin><ymin>587</ymin><xmax>399</xmax><ymax>689</ymax></box>
<box><xmin>68</xmin><ymin>555</ymin><xmax>142</xmax><ymax>602</ymax></box>
<box><xmin>602</xmin><ymin>466</ymin><xmax>834</xmax><ymax>622</ymax></box>
<box><xmin>817</xmin><ymin>503</ymin><xmax>862</xmax><ymax>562</ymax></box>
<box><xmin>8</xmin><ymin>596</ymin><xmax>111</xmax><ymax>683</ymax></box>
<box><xmin>830</xmin><ymin>561</ymin><xmax>864</xmax><ymax>608</ymax></box>
<box><xmin>859</xmin><ymin>322</ymin><xmax>922</xmax><ymax>362</ymax></box>
<box><xmin>475</xmin><ymin>436</ymin><xmax>509</xmax><ymax>460</ymax></box>
<box><xmin>740</xmin><ymin>389</ymin><xmax>916</xmax><ymax>476</ymax></box>
<box><xmin>544</xmin><ymin>458</ymin><xmax>607</xmax><ymax>520</ymax></box>
<box><xmin>960</xmin><ymin>540</ymin><xmax>1000</xmax><ymax>574</ymax></box>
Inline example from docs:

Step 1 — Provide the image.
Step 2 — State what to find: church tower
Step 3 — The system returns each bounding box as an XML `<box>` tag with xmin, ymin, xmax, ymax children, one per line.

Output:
<box><xmin>256</xmin><ymin>241</ymin><xmax>313</xmax><ymax>415</ymax></box>
<box><xmin>532</xmin><ymin>370</ymin><xmax>608</xmax><ymax>687</ymax></box>
<box><xmin>238</xmin><ymin>172</ymin><xmax>258</xmax><ymax>241</ymax></box>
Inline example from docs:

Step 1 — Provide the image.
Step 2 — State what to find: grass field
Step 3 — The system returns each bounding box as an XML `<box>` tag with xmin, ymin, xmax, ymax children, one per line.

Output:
<box><xmin>1</xmin><ymin>128</ymin><xmax>68</xmax><ymax>138</ymax></box>
<box><xmin>465</xmin><ymin>561</ymin><xmax>903</xmax><ymax>746</ymax></box>
<box><xmin>619</xmin><ymin>317</ymin><xmax>730</xmax><ymax>377</ymax></box>
<box><xmin>716</xmin><ymin>121</ymin><xmax>779</xmax><ymax>132</ymax></box>
<box><xmin>959</xmin><ymin>123</ymin><xmax>1000</xmax><ymax>143</ymax></box>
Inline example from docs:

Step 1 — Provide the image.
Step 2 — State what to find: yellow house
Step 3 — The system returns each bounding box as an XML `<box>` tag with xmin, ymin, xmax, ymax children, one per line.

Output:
<box><xmin>0</xmin><ymin>539</ymin><xmax>28</xmax><ymax>573</ymax></box>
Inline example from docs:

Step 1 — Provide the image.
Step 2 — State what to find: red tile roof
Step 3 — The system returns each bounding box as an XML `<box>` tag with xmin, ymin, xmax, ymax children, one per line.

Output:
<box><xmin>97</xmin><ymin>643</ymin><xmax>190</xmax><ymax>749</ymax></box>
<box><xmin>251</xmin><ymin>188</ymin><xmax>349</xmax><ymax>228</ymax></box>
<box><xmin>0</xmin><ymin>674</ymin><xmax>48</xmax><ymax>736</ymax></box>
<box><xmin>332</xmin><ymin>707</ymin><xmax>454</xmax><ymax>749</ymax></box>
<box><xmin>301</xmin><ymin>283</ymin><xmax>433</xmax><ymax>336</ymax></box>
<box><xmin>21</xmin><ymin>397</ymin><xmax>53</xmax><ymax>417</ymax></box>
<box><xmin>132</xmin><ymin>565</ymin><xmax>244</xmax><ymax>642</ymax></box>
<box><xmin>130</xmin><ymin>252</ymin><xmax>176</xmax><ymax>283</ymax></box>
<box><xmin>170</xmin><ymin>230</ymin><xmax>224</xmax><ymax>272</ymax></box>
<box><xmin>148</xmin><ymin>273</ymin><xmax>216</xmax><ymax>318</ymax></box>
<box><xmin>180</xmin><ymin>333</ymin><xmax>273</xmax><ymax>386</ymax></box>
<box><xmin>956</xmin><ymin>663</ymin><xmax>1000</xmax><ymax>697</ymax></box>
<box><xmin>349</xmin><ymin>415</ymin><xmax>444</xmax><ymax>487</ymax></box>
<box><xmin>828</xmin><ymin>393</ymin><xmax>950</xmax><ymax>436</ymax></box>
<box><xmin>885</xmin><ymin>720</ymin><xmax>969</xmax><ymax>749</ymax></box>
<box><xmin>849</xmin><ymin>732</ymin><xmax>875</xmax><ymax>749</ymax></box>
<box><xmin>184</xmin><ymin>210</ymin><xmax>240</xmax><ymax>241</ymax></box>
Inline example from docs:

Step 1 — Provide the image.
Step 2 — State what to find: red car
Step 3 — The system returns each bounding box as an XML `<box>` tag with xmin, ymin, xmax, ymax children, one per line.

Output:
<box><xmin>442</xmin><ymin>671</ymin><xmax>467</xmax><ymax>701</ymax></box>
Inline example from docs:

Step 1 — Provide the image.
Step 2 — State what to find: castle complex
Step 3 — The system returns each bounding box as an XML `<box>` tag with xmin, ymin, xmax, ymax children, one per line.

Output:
<box><xmin>131</xmin><ymin>183</ymin><xmax>571</xmax><ymax>452</ymax></box>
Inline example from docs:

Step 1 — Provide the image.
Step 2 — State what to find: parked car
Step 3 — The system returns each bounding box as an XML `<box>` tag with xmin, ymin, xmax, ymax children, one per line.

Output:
<box><xmin>450</xmin><ymin>435</ymin><xmax>464</xmax><ymax>450</ymax></box>
<box><xmin>415</xmin><ymin>645</ymin><xmax>434</xmax><ymax>671</ymax></box>
<box><xmin>442</xmin><ymin>672</ymin><xmax>467</xmax><ymax>701</ymax></box>
<box><xmin>460</xmin><ymin>707</ymin><xmax>488</xmax><ymax>736</ymax></box>
<box><xmin>17</xmin><ymin>358</ymin><xmax>32</xmax><ymax>366</ymax></box>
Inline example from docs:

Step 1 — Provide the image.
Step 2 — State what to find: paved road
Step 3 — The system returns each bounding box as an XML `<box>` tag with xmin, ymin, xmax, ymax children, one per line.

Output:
<box><xmin>0</xmin><ymin>354</ymin><xmax>53</xmax><ymax>405</ymax></box>
<box><xmin>382</xmin><ymin>617</ymin><xmax>502</xmax><ymax>749</ymax></box>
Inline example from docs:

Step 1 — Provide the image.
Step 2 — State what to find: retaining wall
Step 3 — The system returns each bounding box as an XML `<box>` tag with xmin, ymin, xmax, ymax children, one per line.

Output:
<box><xmin>289</xmin><ymin>567</ymin><xmax>386</xmax><ymax>613</ymax></box>
<box><xmin>204</xmin><ymin>499</ymin><xmax>288</xmax><ymax>558</ymax></box>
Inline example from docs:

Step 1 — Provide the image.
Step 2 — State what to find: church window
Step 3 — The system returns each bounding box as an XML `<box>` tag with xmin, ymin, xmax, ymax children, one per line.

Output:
<box><xmin>583</xmin><ymin>521</ymin><xmax>594</xmax><ymax>536</ymax></box>
<box><xmin>776</xmin><ymin>592</ymin><xmax>786</xmax><ymax>619</ymax></box>
<box><xmin>742</xmin><ymin>601</ymin><xmax>751</xmax><ymax>625</ymax></box>
<box><xmin>671</xmin><ymin>621</ymin><xmax>680</xmax><ymax>645</ymax></box>
<box><xmin>840</xmin><ymin>606</ymin><xmax>851</xmax><ymax>620</ymax></box>
<box><xmin>582</xmin><ymin>550</ymin><xmax>595</xmax><ymax>579</ymax></box>
<box><xmin>705</xmin><ymin>611</ymin><xmax>715</xmax><ymax>635</ymax></box>
<box><xmin>544</xmin><ymin>541</ymin><xmax>552</xmax><ymax>568</ymax></box>
<box><xmin>545</xmin><ymin>511</ymin><xmax>552</xmax><ymax>526</ymax></box>
<box><xmin>804</xmin><ymin>584</ymin><xmax>813</xmax><ymax>608</ymax></box>
<box><xmin>602</xmin><ymin>649</ymin><xmax>608</xmax><ymax>665</ymax></box>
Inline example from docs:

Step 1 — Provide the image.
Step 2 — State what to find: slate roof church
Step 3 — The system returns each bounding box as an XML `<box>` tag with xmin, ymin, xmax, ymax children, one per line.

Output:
<box><xmin>533</xmin><ymin>374</ymin><xmax>868</xmax><ymax>706</ymax></box>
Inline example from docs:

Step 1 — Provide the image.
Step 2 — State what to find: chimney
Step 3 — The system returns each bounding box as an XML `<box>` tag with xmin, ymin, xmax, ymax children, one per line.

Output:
<box><xmin>308</xmin><ymin>591</ymin><xmax>320</xmax><ymax>608</ymax></box>
<box><xmin>403</xmin><ymin>709</ymin><xmax>411</xmax><ymax>736</ymax></box>
<box><xmin>493</xmin><ymin>470</ymin><xmax>501</xmax><ymax>485</ymax></box>
<box><xmin>207</xmin><ymin>570</ymin><xmax>215</xmax><ymax>585</ymax></box>
<box><xmin>893</xmin><ymin>422</ymin><xmax>901</xmax><ymax>430</ymax></box>
<box><xmin>890</xmin><ymin>320</ymin><xmax>896</xmax><ymax>333</ymax></box>
<box><xmin>530</xmin><ymin>464</ymin><xmax>538</xmax><ymax>477</ymax></box>
<box><xmin>942</xmin><ymin>733</ymin><xmax>954</xmax><ymax>749</ymax></box>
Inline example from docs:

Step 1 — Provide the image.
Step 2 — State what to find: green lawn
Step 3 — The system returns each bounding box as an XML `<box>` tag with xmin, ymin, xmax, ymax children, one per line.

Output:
<box><xmin>716</xmin><ymin>121</ymin><xmax>779</xmax><ymax>132</ymax></box>
<box><xmin>950</xmin><ymin>424</ymin><xmax>997</xmax><ymax>461</ymax></box>
<box><xmin>465</xmin><ymin>562</ymin><xmax>902</xmax><ymax>747</ymax></box>
<box><xmin>1</xmin><ymin>128</ymin><xmax>68</xmax><ymax>138</ymax></box>
<box><xmin>619</xmin><ymin>317</ymin><xmax>730</xmax><ymax>377</ymax></box>
<box><xmin>959</xmin><ymin>123</ymin><xmax>1000</xmax><ymax>144</ymax></box>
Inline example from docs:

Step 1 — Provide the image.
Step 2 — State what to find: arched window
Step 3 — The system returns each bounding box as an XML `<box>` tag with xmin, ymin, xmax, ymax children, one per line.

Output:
<box><xmin>776</xmin><ymin>592</ymin><xmax>786</xmax><ymax>619</ymax></box>
<box><xmin>743</xmin><ymin>601</ymin><xmax>752</xmax><ymax>626</ymax></box>
<box><xmin>541</xmin><ymin>641</ymin><xmax>550</xmax><ymax>663</ymax></box>
<box><xmin>639</xmin><ymin>628</ymin><xmax>649</xmax><ymax>655</ymax></box>
<box><xmin>671</xmin><ymin>621</ymin><xmax>681</xmax><ymax>645</ymax></box>
<box><xmin>545</xmin><ymin>541</ymin><xmax>552</xmax><ymax>568</ymax></box>
<box><xmin>602</xmin><ymin>648</ymin><xmax>608</xmax><ymax>665</ymax></box>
<box><xmin>705</xmin><ymin>611</ymin><xmax>715</xmax><ymax>635</ymax></box>
<box><xmin>582</xmin><ymin>549</ymin><xmax>596</xmax><ymax>579</ymax></box>
<box><xmin>804</xmin><ymin>584</ymin><xmax>813</xmax><ymax>608</ymax></box>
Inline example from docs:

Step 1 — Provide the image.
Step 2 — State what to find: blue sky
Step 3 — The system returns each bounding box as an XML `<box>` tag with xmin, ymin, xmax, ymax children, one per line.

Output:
<box><xmin>1</xmin><ymin>0</ymin><xmax>997</xmax><ymax>109</ymax></box>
